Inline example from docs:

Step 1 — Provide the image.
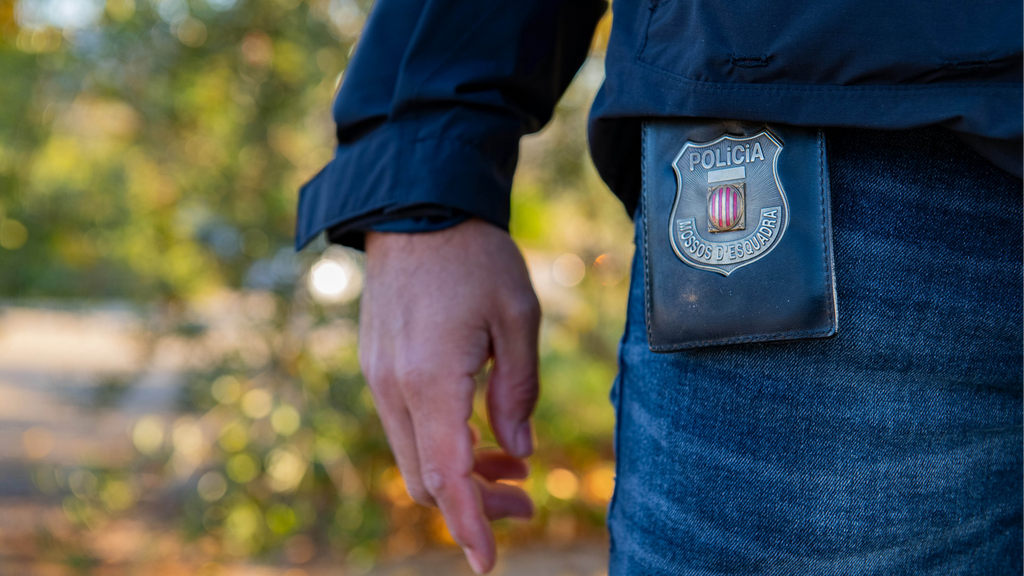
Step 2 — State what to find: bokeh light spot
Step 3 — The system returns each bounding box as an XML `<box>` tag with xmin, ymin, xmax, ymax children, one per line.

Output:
<box><xmin>69</xmin><ymin>469</ymin><xmax>98</xmax><ymax>498</ymax></box>
<box><xmin>284</xmin><ymin>534</ymin><xmax>316</xmax><ymax>564</ymax></box>
<box><xmin>100</xmin><ymin>478</ymin><xmax>137</xmax><ymax>510</ymax></box>
<box><xmin>104</xmin><ymin>0</ymin><xmax>134</xmax><ymax>21</ymax></box>
<box><xmin>241</xmin><ymin>30</ymin><xmax>274</xmax><ymax>67</ymax></box>
<box><xmin>218</xmin><ymin>420</ymin><xmax>249</xmax><ymax>453</ymax></box>
<box><xmin>241</xmin><ymin>388</ymin><xmax>273</xmax><ymax>419</ymax></box>
<box><xmin>172</xmin><ymin>417</ymin><xmax>205</xmax><ymax>458</ymax></box>
<box><xmin>308</xmin><ymin>250</ymin><xmax>363</xmax><ymax>304</ymax></box>
<box><xmin>310</xmin><ymin>260</ymin><xmax>346</xmax><ymax>296</ymax></box>
<box><xmin>552</xmin><ymin>253</ymin><xmax>586</xmax><ymax>287</ymax></box>
<box><xmin>545</xmin><ymin>468</ymin><xmax>579</xmax><ymax>500</ymax></box>
<box><xmin>16</xmin><ymin>0</ymin><xmax>104</xmax><ymax>30</ymax></box>
<box><xmin>206</xmin><ymin>0</ymin><xmax>237</xmax><ymax>11</ymax></box>
<box><xmin>226</xmin><ymin>453</ymin><xmax>260</xmax><ymax>483</ymax></box>
<box><xmin>593</xmin><ymin>253</ymin><xmax>625</xmax><ymax>286</ymax></box>
<box><xmin>266</xmin><ymin>446</ymin><xmax>306</xmax><ymax>492</ymax></box>
<box><xmin>22</xmin><ymin>426</ymin><xmax>55</xmax><ymax>459</ymax></box>
<box><xmin>581</xmin><ymin>464</ymin><xmax>616</xmax><ymax>505</ymax></box>
<box><xmin>211</xmin><ymin>375</ymin><xmax>242</xmax><ymax>404</ymax></box>
<box><xmin>225</xmin><ymin>503</ymin><xmax>262</xmax><ymax>548</ymax></box>
<box><xmin>198</xmin><ymin>470</ymin><xmax>228</xmax><ymax>502</ymax></box>
<box><xmin>0</xmin><ymin>219</ymin><xmax>28</xmax><ymax>250</ymax></box>
<box><xmin>265</xmin><ymin>503</ymin><xmax>297</xmax><ymax>534</ymax></box>
<box><xmin>132</xmin><ymin>415</ymin><xmax>165</xmax><ymax>455</ymax></box>
<box><xmin>177</xmin><ymin>16</ymin><xmax>208</xmax><ymax>47</ymax></box>
<box><xmin>271</xmin><ymin>404</ymin><xmax>301</xmax><ymax>436</ymax></box>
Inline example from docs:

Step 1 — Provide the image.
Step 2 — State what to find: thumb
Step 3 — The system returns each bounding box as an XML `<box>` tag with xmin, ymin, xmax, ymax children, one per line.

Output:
<box><xmin>487</xmin><ymin>296</ymin><xmax>541</xmax><ymax>459</ymax></box>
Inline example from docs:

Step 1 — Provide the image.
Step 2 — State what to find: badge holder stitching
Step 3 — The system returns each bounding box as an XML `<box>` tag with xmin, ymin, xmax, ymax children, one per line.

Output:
<box><xmin>820</xmin><ymin>129</ymin><xmax>838</xmax><ymax>335</ymax></box>
<box><xmin>645</xmin><ymin>123</ymin><xmax>836</xmax><ymax>352</ymax></box>
<box><xmin>650</xmin><ymin>325</ymin><xmax>838</xmax><ymax>351</ymax></box>
<box><xmin>642</xmin><ymin>122</ymin><xmax>656</xmax><ymax>349</ymax></box>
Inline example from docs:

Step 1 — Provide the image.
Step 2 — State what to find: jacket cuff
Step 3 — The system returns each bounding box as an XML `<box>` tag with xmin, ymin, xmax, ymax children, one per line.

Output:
<box><xmin>327</xmin><ymin>208</ymin><xmax>471</xmax><ymax>250</ymax></box>
<box><xmin>295</xmin><ymin>115</ymin><xmax>517</xmax><ymax>251</ymax></box>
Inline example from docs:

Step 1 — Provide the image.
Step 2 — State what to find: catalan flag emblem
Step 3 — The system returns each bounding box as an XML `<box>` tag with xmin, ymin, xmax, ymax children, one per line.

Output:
<box><xmin>707</xmin><ymin>183</ymin><xmax>745</xmax><ymax>233</ymax></box>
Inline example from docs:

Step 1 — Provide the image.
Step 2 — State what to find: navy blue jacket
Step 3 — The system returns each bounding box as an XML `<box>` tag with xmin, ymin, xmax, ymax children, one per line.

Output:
<box><xmin>295</xmin><ymin>0</ymin><xmax>1022</xmax><ymax>250</ymax></box>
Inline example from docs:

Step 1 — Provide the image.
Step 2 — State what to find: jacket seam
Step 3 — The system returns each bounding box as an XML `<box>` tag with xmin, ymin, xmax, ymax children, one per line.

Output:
<box><xmin>402</xmin><ymin>2</ymin><xmax>508</xmax><ymax>104</ymax></box>
<box><xmin>631</xmin><ymin>57</ymin><xmax>1024</xmax><ymax>93</ymax></box>
<box><xmin>409</xmin><ymin>135</ymin><xmax>496</xmax><ymax>152</ymax></box>
<box><xmin>635</xmin><ymin>1</ymin><xmax>658</xmax><ymax>67</ymax></box>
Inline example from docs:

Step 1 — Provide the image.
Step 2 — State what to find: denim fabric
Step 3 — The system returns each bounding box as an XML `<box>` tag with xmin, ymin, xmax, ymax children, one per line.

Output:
<box><xmin>608</xmin><ymin>127</ymin><xmax>1023</xmax><ymax>576</ymax></box>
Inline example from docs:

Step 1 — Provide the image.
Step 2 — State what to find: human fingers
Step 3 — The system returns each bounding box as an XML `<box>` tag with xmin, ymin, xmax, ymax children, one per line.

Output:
<box><xmin>366</xmin><ymin>380</ymin><xmax>436</xmax><ymax>507</ymax></box>
<box><xmin>474</xmin><ymin>475</ymin><xmax>534</xmax><ymax>520</ymax></box>
<box><xmin>473</xmin><ymin>449</ymin><xmax>529</xmax><ymax>481</ymax></box>
<box><xmin>486</xmin><ymin>292</ymin><xmax>541</xmax><ymax>459</ymax></box>
<box><xmin>403</xmin><ymin>373</ymin><xmax>495</xmax><ymax>574</ymax></box>
<box><xmin>358</xmin><ymin>312</ymin><xmax>436</xmax><ymax>508</ymax></box>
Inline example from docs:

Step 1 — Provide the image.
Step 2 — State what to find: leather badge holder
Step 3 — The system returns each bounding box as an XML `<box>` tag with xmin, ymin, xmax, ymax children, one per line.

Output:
<box><xmin>642</xmin><ymin>120</ymin><xmax>838</xmax><ymax>351</ymax></box>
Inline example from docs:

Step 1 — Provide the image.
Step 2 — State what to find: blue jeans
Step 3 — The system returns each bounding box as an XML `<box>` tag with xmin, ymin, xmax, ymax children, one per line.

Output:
<box><xmin>608</xmin><ymin>127</ymin><xmax>1023</xmax><ymax>575</ymax></box>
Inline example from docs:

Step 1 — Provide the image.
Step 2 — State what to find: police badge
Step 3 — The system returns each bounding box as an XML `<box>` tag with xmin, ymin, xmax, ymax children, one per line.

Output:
<box><xmin>670</xmin><ymin>132</ymin><xmax>788</xmax><ymax>276</ymax></box>
<box><xmin>641</xmin><ymin>120</ymin><xmax>837</xmax><ymax>351</ymax></box>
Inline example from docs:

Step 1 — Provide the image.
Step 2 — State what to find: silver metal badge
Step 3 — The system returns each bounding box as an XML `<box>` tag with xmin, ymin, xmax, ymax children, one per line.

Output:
<box><xmin>669</xmin><ymin>131</ymin><xmax>788</xmax><ymax>276</ymax></box>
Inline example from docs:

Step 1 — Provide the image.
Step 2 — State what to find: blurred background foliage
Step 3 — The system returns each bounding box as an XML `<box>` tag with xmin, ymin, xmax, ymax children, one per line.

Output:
<box><xmin>0</xmin><ymin>0</ymin><xmax>632</xmax><ymax>571</ymax></box>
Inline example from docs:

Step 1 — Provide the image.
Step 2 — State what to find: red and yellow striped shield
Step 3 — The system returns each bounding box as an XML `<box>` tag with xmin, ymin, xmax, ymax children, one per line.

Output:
<box><xmin>707</xmin><ymin>183</ymin><xmax>745</xmax><ymax>232</ymax></box>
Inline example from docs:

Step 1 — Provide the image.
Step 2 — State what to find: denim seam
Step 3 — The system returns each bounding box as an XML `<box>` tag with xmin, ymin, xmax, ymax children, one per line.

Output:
<box><xmin>607</xmin><ymin>181</ymin><xmax>639</xmax><ymax>555</ymax></box>
<box><xmin>606</xmin><ymin>305</ymin><xmax>629</xmax><ymax>556</ymax></box>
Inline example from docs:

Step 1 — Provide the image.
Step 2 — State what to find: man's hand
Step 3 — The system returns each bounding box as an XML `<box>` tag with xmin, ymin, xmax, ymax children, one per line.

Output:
<box><xmin>359</xmin><ymin>219</ymin><xmax>541</xmax><ymax>574</ymax></box>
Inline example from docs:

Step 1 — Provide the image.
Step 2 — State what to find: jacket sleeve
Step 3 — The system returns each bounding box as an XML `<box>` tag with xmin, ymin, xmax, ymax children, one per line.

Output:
<box><xmin>294</xmin><ymin>0</ymin><xmax>607</xmax><ymax>250</ymax></box>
